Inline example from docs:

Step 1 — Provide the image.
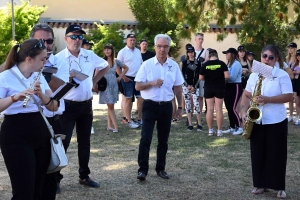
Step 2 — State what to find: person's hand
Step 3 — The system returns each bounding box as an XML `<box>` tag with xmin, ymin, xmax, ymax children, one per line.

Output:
<box><xmin>117</xmin><ymin>77</ymin><xmax>122</xmax><ymax>83</ymax></box>
<box><xmin>176</xmin><ymin>108</ymin><xmax>183</xmax><ymax>120</ymax></box>
<box><xmin>32</xmin><ymin>81</ymin><xmax>43</xmax><ymax>98</ymax></box>
<box><xmin>151</xmin><ymin>79</ymin><xmax>164</xmax><ymax>88</ymax></box>
<box><xmin>93</xmin><ymin>84</ymin><xmax>99</xmax><ymax>94</ymax></box>
<box><xmin>69</xmin><ymin>74</ymin><xmax>75</xmax><ymax>82</ymax></box>
<box><xmin>255</xmin><ymin>95</ymin><xmax>268</xmax><ymax>106</ymax></box>
<box><xmin>187</xmin><ymin>85</ymin><xmax>192</xmax><ymax>90</ymax></box>
<box><xmin>190</xmin><ymin>87</ymin><xmax>195</xmax><ymax>93</ymax></box>
<box><xmin>123</xmin><ymin>76</ymin><xmax>132</xmax><ymax>82</ymax></box>
<box><xmin>240</xmin><ymin>111</ymin><xmax>247</xmax><ymax>125</ymax></box>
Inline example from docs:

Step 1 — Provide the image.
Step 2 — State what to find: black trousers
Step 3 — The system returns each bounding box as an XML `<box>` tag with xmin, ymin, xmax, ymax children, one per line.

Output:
<box><xmin>58</xmin><ymin>99</ymin><xmax>93</xmax><ymax>181</ymax></box>
<box><xmin>0</xmin><ymin>112</ymin><xmax>51</xmax><ymax>200</ymax></box>
<box><xmin>138</xmin><ymin>100</ymin><xmax>172</xmax><ymax>174</ymax></box>
<box><xmin>224</xmin><ymin>83</ymin><xmax>243</xmax><ymax>128</ymax></box>
<box><xmin>250</xmin><ymin>119</ymin><xmax>287</xmax><ymax>190</ymax></box>
<box><xmin>41</xmin><ymin>115</ymin><xmax>63</xmax><ymax>200</ymax></box>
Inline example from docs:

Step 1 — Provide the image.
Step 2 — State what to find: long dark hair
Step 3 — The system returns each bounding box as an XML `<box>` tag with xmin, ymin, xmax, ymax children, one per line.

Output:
<box><xmin>5</xmin><ymin>39</ymin><xmax>46</xmax><ymax>70</ymax></box>
<box><xmin>227</xmin><ymin>53</ymin><xmax>238</xmax><ymax>67</ymax></box>
<box><xmin>103</xmin><ymin>43</ymin><xmax>115</xmax><ymax>66</ymax></box>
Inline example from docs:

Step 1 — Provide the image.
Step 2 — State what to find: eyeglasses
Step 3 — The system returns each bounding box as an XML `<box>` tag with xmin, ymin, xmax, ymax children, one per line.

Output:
<box><xmin>26</xmin><ymin>39</ymin><xmax>45</xmax><ymax>56</ymax></box>
<box><xmin>155</xmin><ymin>45</ymin><xmax>170</xmax><ymax>50</ymax></box>
<box><xmin>44</xmin><ymin>39</ymin><xmax>54</xmax><ymax>44</ymax></box>
<box><xmin>66</xmin><ymin>35</ymin><xmax>84</xmax><ymax>40</ymax></box>
<box><xmin>262</xmin><ymin>54</ymin><xmax>275</xmax><ymax>60</ymax></box>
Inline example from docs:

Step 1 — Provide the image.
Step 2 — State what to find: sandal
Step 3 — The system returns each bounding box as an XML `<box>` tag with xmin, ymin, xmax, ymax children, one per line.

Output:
<box><xmin>252</xmin><ymin>188</ymin><xmax>265</xmax><ymax>194</ymax></box>
<box><xmin>277</xmin><ymin>190</ymin><xmax>286</xmax><ymax>199</ymax></box>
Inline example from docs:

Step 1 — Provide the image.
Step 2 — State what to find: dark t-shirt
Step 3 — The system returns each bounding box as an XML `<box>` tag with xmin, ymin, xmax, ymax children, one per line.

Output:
<box><xmin>182</xmin><ymin>60</ymin><xmax>201</xmax><ymax>87</ymax></box>
<box><xmin>141</xmin><ymin>51</ymin><xmax>155</xmax><ymax>61</ymax></box>
<box><xmin>200</xmin><ymin>59</ymin><xmax>228</xmax><ymax>87</ymax></box>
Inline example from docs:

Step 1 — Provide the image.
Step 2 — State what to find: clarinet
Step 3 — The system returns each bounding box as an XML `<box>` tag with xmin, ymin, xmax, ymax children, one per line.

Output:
<box><xmin>22</xmin><ymin>67</ymin><xmax>44</xmax><ymax>108</ymax></box>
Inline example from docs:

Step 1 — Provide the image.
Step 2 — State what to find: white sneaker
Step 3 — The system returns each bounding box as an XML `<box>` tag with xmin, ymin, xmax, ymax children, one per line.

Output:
<box><xmin>294</xmin><ymin>116</ymin><xmax>299</xmax><ymax>125</ymax></box>
<box><xmin>137</xmin><ymin>119</ymin><xmax>143</xmax><ymax>126</ymax></box>
<box><xmin>233</xmin><ymin>127</ymin><xmax>243</xmax><ymax>135</ymax></box>
<box><xmin>223</xmin><ymin>127</ymin><xmax>235</xmax><ymax>134</ymax></box>
<box><xmin>288</xmin><ymin>116</ymin><xmax>293</xmax><ymax>122</ymax></box>
<box><xmin>128</xmin><ymin>121</ymin><xmax>139</xmax><ymax>128</ymax></box>
<box><xmin>91</xmin><ymin>127</ymin><xmax>95</xmax><ymax>134</ymax></box>
<box><xmin>208</xmin><ymin>129</ymin><xmax>215</xmax><ymax>136</ymax></box>
<box><xmin>217</xmin><ymin>130</ymin><xmax>223</xmax><ymax>137</ymax></box>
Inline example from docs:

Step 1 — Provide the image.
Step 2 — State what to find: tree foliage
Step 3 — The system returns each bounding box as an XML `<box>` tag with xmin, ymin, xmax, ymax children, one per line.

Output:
<box><xmin>170</xmin><ymin>0</ymin><xmax>299</xmax><ymax>56</ymax></box>
<box><xmin>0</xmin><ymin>1</ymin><xmax>47</xmax><ymax>63</ymax></box>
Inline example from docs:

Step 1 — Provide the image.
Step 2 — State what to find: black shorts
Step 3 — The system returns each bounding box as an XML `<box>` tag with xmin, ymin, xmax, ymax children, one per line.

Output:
<box><xmin>204</xmin><ymin>86</ymin><xmax>225</xmax><ymax>99</ymax></box>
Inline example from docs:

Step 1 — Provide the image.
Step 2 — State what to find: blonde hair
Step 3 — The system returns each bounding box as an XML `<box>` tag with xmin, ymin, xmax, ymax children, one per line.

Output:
<box><xmin>286</xmin><ymin>48</ymin><xmax>297</xmax><ymax>68</ymax></box>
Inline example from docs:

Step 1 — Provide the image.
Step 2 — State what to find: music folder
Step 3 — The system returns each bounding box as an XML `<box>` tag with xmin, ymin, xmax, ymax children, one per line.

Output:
<box><xmin>43</xmin><ymin>67</ymin><xmax>58</xmax><ymax>74</ymax></box>
<box><xmin>51</xmin><ymin>82</ymin><xmax>75</xmax><ymax>100</ymax></box>
<box><xmin>69</xmin><ymin>69</ymin><xmax>89</xmax><ymax>82</ymax></box>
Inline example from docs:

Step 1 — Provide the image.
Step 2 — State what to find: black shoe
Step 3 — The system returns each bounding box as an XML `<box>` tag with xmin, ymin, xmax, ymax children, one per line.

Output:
<box><xmin>79</xmin><ymin>177</ymin><xmax>100</xmax><ymax>188</ymax></box>
<box><xmin>187</xmin><ymin>125</ymin><xmax>193</xmax><ymax>131</ymax></box>
<box><xmin>137</xmin><ymin>171</ymin><xmax>146</xmax><ymax>181</ymax></box>
<box><xmin>197</xmin><ymin>124</ymin><xmax>203</xmax><ymax>132</ymax></box>
<box><xmin>157</xmin><ymin>171</ymin><xmax>169</xmax><ymax>179</ymax></box>
<box><xmin>56</xmin><ymin>183</ymin><xmax>61</xmax><ymax>194</ymax></box>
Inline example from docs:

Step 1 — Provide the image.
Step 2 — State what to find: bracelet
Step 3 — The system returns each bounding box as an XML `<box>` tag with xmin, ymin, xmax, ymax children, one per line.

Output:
<box><xmin>11</xmin><ymin>95</ymin><xmax>17</xmax><ymax>103</ymax></box>
<box><xmin>44</xmin><ymin>97</ymin><xmax>53</xmax><ymax>106</ymax></box>
<box><xmin>178</xmin><ymin>106</ymin><xmax>182</xmax><ymax>109</ymax></box>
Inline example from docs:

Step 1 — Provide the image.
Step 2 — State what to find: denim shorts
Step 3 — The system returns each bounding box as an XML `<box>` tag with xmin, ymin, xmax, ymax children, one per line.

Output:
<box><xmin>121</xmin><ymin>78</ymin><xmax>141</xmax><ymax>98</ymax></box>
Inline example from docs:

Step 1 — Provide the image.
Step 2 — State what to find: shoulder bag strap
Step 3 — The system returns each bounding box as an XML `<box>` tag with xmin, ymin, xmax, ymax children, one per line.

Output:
<box><xmin>9</xmin><ymin>69</ymin><xmax>55</xmax><ymax>138</ymax></box>
<box><xmin>196</xmin><ymin>49</ymin><xmax>205</xmax><ymax>61</ymax></box>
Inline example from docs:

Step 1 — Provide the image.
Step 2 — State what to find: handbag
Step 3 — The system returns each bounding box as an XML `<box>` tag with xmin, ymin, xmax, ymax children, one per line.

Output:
<box><xmin>9</xmin><ymin>69</ymin><xmax>68</xmax><ymax>174</ymax></box>
<box><xmin>97</xmin><ymin>76</ymin><xmax>107</xmax><ymax>91</ymax></box>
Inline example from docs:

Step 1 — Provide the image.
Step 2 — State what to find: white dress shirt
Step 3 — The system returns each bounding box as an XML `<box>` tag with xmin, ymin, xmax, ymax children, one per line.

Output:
<box><xmin>245</xmin><ymin>67</ymin><xmax>292</xmax><ymax>124</ymax></box>
<box><xmin>55</xmin><ymin>48</ymin><xmax>108</xmax><ymax>101</ymax></box>
<box><xmin>42</xmin><ymin>54</ymin><xmax>70</xmax><ymax>117</ymax></box>
<box><xmin>0</xmin><ymin>65</ymin><xmax>50</xmax><ymax>115</ymax></box>
<box><xmin>135</xmin><ymin>56</ymin><xmax>184</xmax><ymax>101</ymax></box>
<box><xmin>117</xmin><ymin>46</ymin><xmax>143</xmax><ymax>77</ymax></box>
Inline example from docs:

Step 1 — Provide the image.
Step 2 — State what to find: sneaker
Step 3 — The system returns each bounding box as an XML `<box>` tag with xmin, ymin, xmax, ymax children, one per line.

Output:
<box><xmin>223</xmin><ymin>127</ymin><xmax>235</xmax><ymax>134</ymax></box>
<box><xmin>295</xmin><ymin>116</ymin><xmax>299</xmax><ymax>125</ymax></box>
<box><xmin>137</xmin><ymin>119</ymin><xmax>143</xmax><ymax>126</ymax></box>
<box><xmin>217</xmin><ymin>130</ymin><xmax>223</xmax><ymax>137</ymax></box>
<box><xmin>91</xmin><ymin>127</ymin><xmax>94</xmax><ymax>134</ymax></box>
<box><xmin>112</xmin><ymin>129</ymin><xmax>119</xmax><ymax>133</ymax></box>
<box><xmin>208</xmin><ymin>129</ymin><xmax>215</xmax><ymax>136</ymax></box>
<box><xmin>197</xmin><ymin>124</ymin><xmax>203</xmax><ymax>132</ymax></box>
<box><xmin>0</xmin><ymin>113</ymin><xmax>4</xmax><ymax>119</ymax></box>
<box><xmin>187</xmin><ymin>125</ymin><xmax>193</xmax><ymax>131</ymax></box>
<box><xmin>233</xmin><ymin>127</ymin><xmax>243</xmax><ymax>135</ymax></box>
<box><xmin>288</xmin><ymin>116</ymin><xmax>293</xmax><ymax>122</ymax></box>
<box><xmin>128</xmin><ymin>121</ymin><xmax>139</xmax><ymax>128</ymax></box>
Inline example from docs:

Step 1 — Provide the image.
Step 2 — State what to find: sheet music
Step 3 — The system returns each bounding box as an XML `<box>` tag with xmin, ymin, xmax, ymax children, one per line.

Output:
<box><xmin>69</xmin><ymin>69</ymin><xmax>89</xmax><ymax>82</ymax></box>
<box><xmin>51</xmin><ymin>82</ymin><xmax>75</xmax><ymax>100</ymax></box>
<box><xmin>251</xmin><ymin>60</ymin><xmax>273</xmax><ymax>79</ymax></box>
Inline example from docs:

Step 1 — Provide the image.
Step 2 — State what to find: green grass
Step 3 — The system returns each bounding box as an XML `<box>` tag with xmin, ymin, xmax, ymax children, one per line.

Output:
<box><xmin>0</xmin><ymin>108</ymin><xmax>300</xmax><ymax>199</ymax></box>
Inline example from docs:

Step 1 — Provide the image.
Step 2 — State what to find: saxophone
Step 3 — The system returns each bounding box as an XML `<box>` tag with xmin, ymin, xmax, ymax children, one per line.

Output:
<box><xmin>22</xmin><ymin>67</ymin><xmax>44</xmax><ymax>108</ymax></box>
<box><xmin>242</xmin><ymin>74</ymin><xmax>263</xmax><ymax>140</ymax></box>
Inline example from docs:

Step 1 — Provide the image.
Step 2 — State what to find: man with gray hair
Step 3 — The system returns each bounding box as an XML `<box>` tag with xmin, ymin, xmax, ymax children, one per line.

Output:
<box><xmin>135</xmin><ymin>34</ymin><xmax>184</xmax><ymax>181</ymax></box>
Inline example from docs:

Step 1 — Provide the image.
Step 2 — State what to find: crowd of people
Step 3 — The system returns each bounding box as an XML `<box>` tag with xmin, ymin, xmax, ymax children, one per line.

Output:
<box><xmin>0</xmin><ymin>22</ymin><xmax>296</xmax><ymax>199</ymax></box>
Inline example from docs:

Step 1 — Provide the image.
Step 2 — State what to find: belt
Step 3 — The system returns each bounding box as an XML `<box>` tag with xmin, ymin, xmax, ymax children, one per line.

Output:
<box><xmin>144</xmin><ymin>99</ymin><xmax>172</xmax><ymax>105</ymax></box>
<box><xmin>46</xmin><ymin>114</ymin><xmax>59</xmax><ymax>121</ymax></box>
<box><xmin>64</xmin><ymin>98</ymin><xmax>92</xmax><ymax>105</ymax></box>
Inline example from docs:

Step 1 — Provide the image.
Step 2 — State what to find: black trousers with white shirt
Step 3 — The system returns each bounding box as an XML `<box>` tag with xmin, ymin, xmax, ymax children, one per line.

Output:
<box><xmin>138</xmin><ymin>100</ymin><xmax>173</xmax><ymax>174</ymax></box>
<box><xmin>250</xmin><ymin>119</ymin><xmax>287</xmax><ymax>190</ymax></box>
<box><xmin>58</xmin><ymin>99</ymin><xmax>93</xmax><ymax>181</ymax></box>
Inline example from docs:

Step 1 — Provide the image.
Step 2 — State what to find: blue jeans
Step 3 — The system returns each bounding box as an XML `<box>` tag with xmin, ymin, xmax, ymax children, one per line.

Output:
<box><xmin>121</xmin><ymin>77</ymin><xmax>141</xmax><ymax>98</ymax></box>
<box><xmin>59</xmin><ymin>99</ymin><xmax>93</xmax><ymax>180</ymax></box>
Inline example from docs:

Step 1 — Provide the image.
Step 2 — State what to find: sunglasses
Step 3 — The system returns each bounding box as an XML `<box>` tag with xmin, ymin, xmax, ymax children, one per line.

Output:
<box><xmin>26</xmin><ymin>39</ymin><xmax>45</xmax><ymax>56</ymax></box>
<box><xmin>262</xmin><ymin>54</ymin><xmax>275</xmax><ymax>60</ymax></box>
<box><xmin>66</xmin><ymin>35</ymin><xmax>84</xmax><ymax>40</ymax></box>
<box><xmin>44</xmin><ymin>39</ymin><xmax>54</xmax><ymax>44</ymax></box>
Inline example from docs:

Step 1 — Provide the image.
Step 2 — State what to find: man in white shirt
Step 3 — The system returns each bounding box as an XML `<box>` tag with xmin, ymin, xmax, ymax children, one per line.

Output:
<box><xmin>135</xmin><ymin>34</ymin><xmax>184</xmax><ymax>181</ymax></box>
<box><xmin>55</xmin><ymin>24</ymin><xmax>109</xmax><ymax>190</ymax></box>
<box><xmin>117</xmin><ymin>34</ymin><xmax>143</xmax><ymax>128</ymax></box>
<box><xmin>29</xmin><ymin>23</ymin><xmax>70</xmax><ymax>199</ymax></box>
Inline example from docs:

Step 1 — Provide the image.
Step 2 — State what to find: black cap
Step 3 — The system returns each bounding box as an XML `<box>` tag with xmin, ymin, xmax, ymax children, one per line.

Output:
<box><xmin>140</xmin><ymin>39</ymin><xmax>147</xmax><ymax>44</ymax></box>
<box><xmin>222</xmin><ymin>48</ymin><xmax>238</xmax><ymax>55</ymax></box>
<box><xmin>209</xmin><ymin>49</ymin><xmax>218</xmax><ymax>55</ymax></box>
<box><xmin>65</xmin><ymin>24</ymin><xmax>86</xmax><ymax>35</ymax></box>
<box><xmin>185</xmin><ymin>43</ymin><xmax>193</xmax><ymax>50</ymax></box>
<box><xmin>247</xmin><ymin>51</ymin><xmax>255</xmax><ymax>56</ymax></box>
<box><xmin>288</xmin><ymin>42</ymin><xmax>297</xmax><ymax>48</ymax></box>
<box><xmin>296</xmin><ymin>49</ymin><xmax>300</xmax><ymax>56</ymax></box>
<box><xmin>186</xmin><ymin>46</ymin><xmax>195</xmax><ymax>52</ymax></box>
<box><xmin>126</xmin><ymin>34</ymin><xmax>136</xmax><ymax>39</ymax></box>
<box><xmin>237</xmin><ymin>45</ymin><xmax>246</xmax><ymax>51</ymax></box>
<box><xmin>82</xmin><ymin>39</ymin><xmax>93</xmax><ymax>46</ymax></box>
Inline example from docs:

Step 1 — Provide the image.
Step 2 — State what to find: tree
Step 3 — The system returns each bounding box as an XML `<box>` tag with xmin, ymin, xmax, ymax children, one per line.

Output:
<box><xmin>0</xmin><ymin>1</ymin><xmax>47</xmax><ymax>63</ymax></box>
<box><xmin>127</xmin><ymin>0</ymin><xmax>184</xmax><ymax>57</ymax></box>
<box><xmin>170</xmin><ymin>0</ymin><xmax>298</xmax><ymax>56</ymax></box>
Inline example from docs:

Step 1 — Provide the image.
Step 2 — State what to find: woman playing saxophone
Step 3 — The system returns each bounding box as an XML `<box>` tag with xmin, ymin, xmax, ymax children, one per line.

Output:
<box><xmin>240</xmin><ymin>45</ymin><xmax>293</xmax><ymax>199</ymax></box>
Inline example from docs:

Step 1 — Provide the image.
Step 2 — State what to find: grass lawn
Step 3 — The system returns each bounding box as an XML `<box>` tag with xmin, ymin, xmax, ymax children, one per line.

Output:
<box><xmin>0</xmin><ymin>106</ymin><xmax>300</xmax><ymax>200</ymax></box>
